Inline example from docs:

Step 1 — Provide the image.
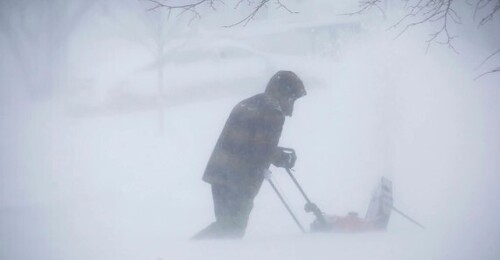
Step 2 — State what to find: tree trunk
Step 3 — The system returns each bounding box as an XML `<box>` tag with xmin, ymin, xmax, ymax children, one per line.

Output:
<box><xmin>157</xmin><ymin>51</ymin><xmax>165</xmax><ymax>135</ymax></box>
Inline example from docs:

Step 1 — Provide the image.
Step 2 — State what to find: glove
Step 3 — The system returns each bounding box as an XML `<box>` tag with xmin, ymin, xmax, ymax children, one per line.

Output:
<box><xmin>263</xmin><ymin>169</ymin><xmax>273</xmax><ymax>180</ymax></box>
<box><xmin>272</xmin><ymin>147</ymin><xmax>297</xmax><ymax>169</ymax></box>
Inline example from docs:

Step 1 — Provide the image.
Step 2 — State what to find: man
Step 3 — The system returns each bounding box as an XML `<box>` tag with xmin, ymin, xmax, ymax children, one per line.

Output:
<box><xmin>193</xmin><ymin>71</ymin><xmax>307</xmax><ymax>239</ymax></box>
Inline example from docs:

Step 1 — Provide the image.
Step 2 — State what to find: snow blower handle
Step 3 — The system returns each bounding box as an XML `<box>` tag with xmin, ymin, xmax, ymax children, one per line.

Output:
<box><xmin>274</xmin><ymin>147</ymin><xmax>297</xmax><ymax>169</ymax></box>
<box><xmin>284</xmin><ymin>168</ymin><xmax>312</xmax><ymax>203</ymax></box>
<box><xmin>285</xmin><ymin>168</ymin><xmax>327</xmax><ymax>225</ymax></box>
<box><xmin>266</xmin><ymin>177</ymin><xmax>306</xmax><ymax>233</ymax></box>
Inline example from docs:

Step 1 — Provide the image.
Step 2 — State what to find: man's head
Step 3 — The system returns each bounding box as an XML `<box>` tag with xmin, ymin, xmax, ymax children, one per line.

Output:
<box><xmin>265</xmin><ymin>70</ymin><xmax>307</xmax><ymax>117</ymax></box>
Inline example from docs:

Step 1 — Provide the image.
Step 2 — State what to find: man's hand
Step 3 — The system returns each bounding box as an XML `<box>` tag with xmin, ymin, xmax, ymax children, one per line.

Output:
<box><xmin>272</xmin><ymin>147</ymin><xmax>297</xmax><ymax>169</ymax></box>
<box><xmin>263</xmin><ymin>169</ymin><xmax>273</xmax><ymax>180</ymax></box>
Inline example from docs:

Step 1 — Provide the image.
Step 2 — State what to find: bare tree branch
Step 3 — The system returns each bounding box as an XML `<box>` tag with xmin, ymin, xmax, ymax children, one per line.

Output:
<box><xmin>275</xmin><ymin>0</ymin><xmax>298</xmax><ymax>14</ymax></box>
<box><xmin>473</xmin><ymin>0</ymin><xmax>498</xmax><ymax>23</ymax></box>
<box><xmin>476</xmin><ymin>48</ymin><xmax>500</xmax><ymax>69</ymax></box>
<box><xmin>350</xmin><ymin>1</ymin><xmax>461</xmax><ymax>52</ymax></box>
<box><xmin>425</xmin><ymin>0</ymin><xmax>459</xmax><ymax>53</ymax></box>
<box><xmin>340</xmin><ymin>0</ymin><xmax>386</xmax><ymax>17</ymax></box>
<box><xmin>223</xmin><ymin>0</ymin><xmax>270</xmax><ymax>27</ymax></box>
<box><xmin>144</xmin><ymin>0</ymin><xmax>296</xmax><ymax>27</ymax></box>
<box><xmin>144</xmin><ymin>0</ymin><xmax>214</xmax><ymax>24</ymax></box>
<box><xmin>146</xmin><ymin>0</ymin><xmax>211</xmax><ymax>11</ymax></box>
<box><xmin>225</xmin><ymin>0</ymin><xmax>297</xmax><ymax>27</ymax></box>
<box><xmin>478</xmin><ymin>0</ymin><xmax>500</xmax><ymax>25</ymax></box>
<box><xmin>475</xmin><ymin>49</ymin><xmax>500</xmax><ymax>79</ymax></box>
<box><xmin>348</xmin><ymin>0</ymin><xmax>499</xmax><ymax>77</ymax></box>
<box><xmin>475</xmin><ymin>66</ymin><xmax>500</xmax><ymax>80</ymax></box>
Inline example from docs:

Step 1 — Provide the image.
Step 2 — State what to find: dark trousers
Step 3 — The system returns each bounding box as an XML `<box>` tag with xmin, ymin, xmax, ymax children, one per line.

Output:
<box><xmin>192</xmin><ymin>183</ymin><xmax>256</xmax><ymax>239</ymax></box>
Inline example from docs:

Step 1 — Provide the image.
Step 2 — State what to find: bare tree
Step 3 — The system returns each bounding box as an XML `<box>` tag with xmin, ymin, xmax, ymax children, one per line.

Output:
<box><xmin>133</xmin><ymin>0</ymin><xmax>298</xmax><ymax>133</ymax></box>
<box><xmin>0</xmin><ymin>0</ymin><xmax>98</xmax><ymax>99</ymax></box>
<box><xmin>144</xmin><ymin>0</ymin><xmax>297</xmax><ymax>27</ymax></box>
<box><xmin>347</xmin><ymin>0</ymin><xmax>500</xmax><ymax>78</ymax></box>
<box><xmin>102</xmin><ymin>1</ymin><xmax>189</xmax><ymax>134</ymax></box>
<box><xmin>475</xmin><ymin>48</ymin><xmax>500</xmax><ymax>79</ymax></box>
<box><xmin>143</xmin><ymin>1</ymin><xmax>499</xmax><ymax>78</ymax></box>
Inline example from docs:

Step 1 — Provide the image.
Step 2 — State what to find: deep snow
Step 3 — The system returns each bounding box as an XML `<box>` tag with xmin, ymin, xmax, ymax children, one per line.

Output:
<box><xmin>1</xmin><ymin>62</ymin><xmax>499</xmax><ymax>259</ymax></box>
<box><xmin>1</xmin><ymin>2</ymin><xmax>500</xmax><ymax>260</ymax></box>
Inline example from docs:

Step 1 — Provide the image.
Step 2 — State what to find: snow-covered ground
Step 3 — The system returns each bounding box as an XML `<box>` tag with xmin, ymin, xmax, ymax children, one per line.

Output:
<box><xmin>2</xmin><ymin>52</ymin><xmax>499</xmax><ymax>259</ymax></box>
<box><xmin>1</xmin><ymin>2</ymin><xmax>500</xmax><ymax>260</ymax></box>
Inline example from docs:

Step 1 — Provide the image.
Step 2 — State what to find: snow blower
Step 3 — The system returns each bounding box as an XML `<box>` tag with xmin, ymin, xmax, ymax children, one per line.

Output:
<box><xmin>267</xmin><ymin>167</ymin><xmax>425</xmax><ymax>233</ymax></box>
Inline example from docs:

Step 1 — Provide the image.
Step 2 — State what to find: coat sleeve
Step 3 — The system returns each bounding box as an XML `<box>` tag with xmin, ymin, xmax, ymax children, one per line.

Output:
<box><xmin>249</xmin><ymin>110</ymin><xmax>285</xmax><ymax>170</ymax></box>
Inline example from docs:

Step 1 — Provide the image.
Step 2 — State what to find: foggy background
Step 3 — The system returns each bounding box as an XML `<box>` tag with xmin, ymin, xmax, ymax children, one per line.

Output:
<box><xmin>1</xmin><ymin>0</ymin><xmax>499</xmax><ymax>259</ymax></box>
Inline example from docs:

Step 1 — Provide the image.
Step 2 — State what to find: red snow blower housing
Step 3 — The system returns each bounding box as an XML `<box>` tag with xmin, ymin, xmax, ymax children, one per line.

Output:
<box><xmin>266</xmin><ymin>167</ymin><xmax>424</xmax><ymax>233</ymax></box>
<box><xmin>309</xmin><ymin>176</ymin><xmax>393</xmax><ymax>233</ymax></box>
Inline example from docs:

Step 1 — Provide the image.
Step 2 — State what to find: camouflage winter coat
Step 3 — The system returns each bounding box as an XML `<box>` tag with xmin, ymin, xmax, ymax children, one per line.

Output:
<box><xmin>202</xmin><ymin>93</ymin><xmax>285</xmax><ymax>190</ymax></box>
